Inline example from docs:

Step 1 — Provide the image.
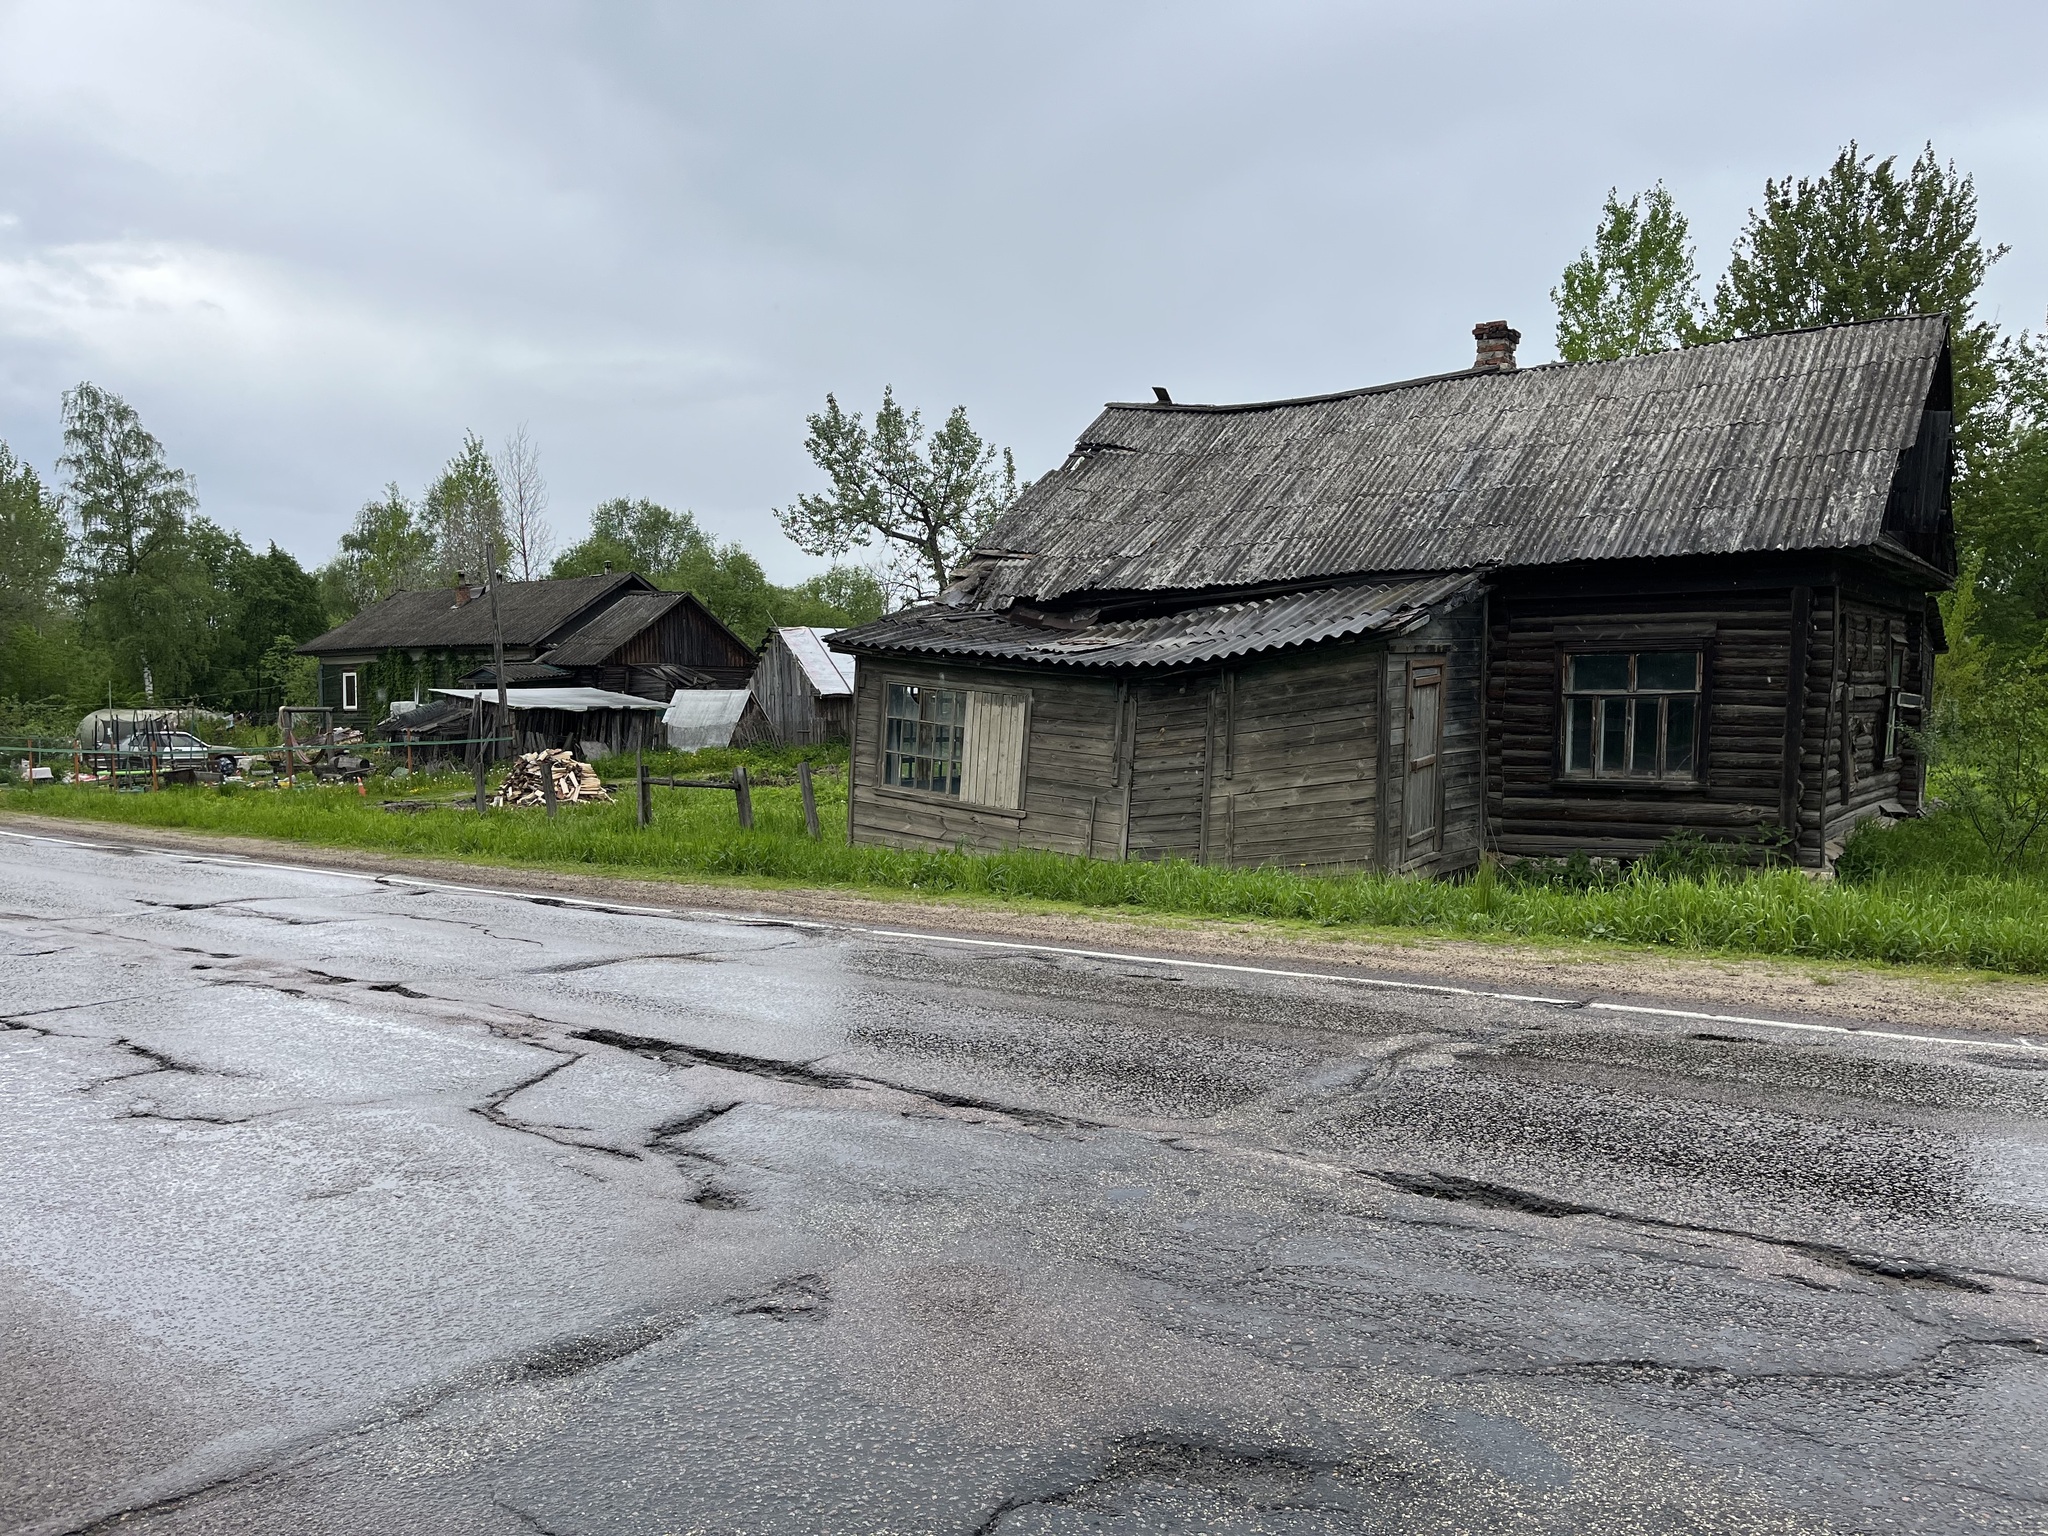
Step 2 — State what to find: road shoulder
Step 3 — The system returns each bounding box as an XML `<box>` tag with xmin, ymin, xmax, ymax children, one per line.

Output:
<box><xmin>5</xmin><ymin>808</ymin><xmax>2044</xmax><ymax>1038</ymax></box>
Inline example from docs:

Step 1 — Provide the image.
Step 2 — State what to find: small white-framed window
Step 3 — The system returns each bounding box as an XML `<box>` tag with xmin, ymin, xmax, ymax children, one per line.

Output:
<box><xmin>340</xmin><ymin>670</ymin><xmax>359</xmax><ymax>712</ymax></box>
<box><xmin>1562</xmin><ymin>650</ymin><xmax>1701</xmax><ymax>781</ymax></box>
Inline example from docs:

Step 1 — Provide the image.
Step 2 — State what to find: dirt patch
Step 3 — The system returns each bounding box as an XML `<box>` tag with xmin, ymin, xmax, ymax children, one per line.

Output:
<box><xmin>7</xmin><ymin>811</ymin><xmax>2048</xmax><ymax>1038</ymax></box>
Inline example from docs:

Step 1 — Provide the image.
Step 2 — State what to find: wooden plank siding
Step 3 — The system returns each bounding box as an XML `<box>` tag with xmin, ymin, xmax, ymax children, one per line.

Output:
<box><xmin>752</xmin><ymin>633</ymin><xmax>853</xmax><ymax>744</ymax></box>
<box><xmin>846</xmin><ymin>597</ymin><xmax>1485</xmax><ymax>875</ymax></box>
<box><xmin>1486</xmin><ymin>579</ymin><xmax>1929</xmax><ymax>868</ymax></box>
<box><xmin>1126</xmin><ymin>678</ymin><xmax>1211</xmax><ymax>862</ymax></box>
<box><xmin>849</xmin><ymin>659</ymin><xmax>1118</xmax><ymax>857</ymax></box>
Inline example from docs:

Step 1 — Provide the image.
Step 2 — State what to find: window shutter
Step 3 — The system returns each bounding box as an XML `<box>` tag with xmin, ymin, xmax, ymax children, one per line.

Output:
<box><xmin>961</xmin><ymin>690</ymin><xmax>1027</xmax><ymax>810</ymax></box>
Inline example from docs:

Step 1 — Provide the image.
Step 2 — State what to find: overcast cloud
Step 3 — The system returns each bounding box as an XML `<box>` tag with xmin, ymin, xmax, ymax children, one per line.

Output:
<box><xmin>2</xmin><ymin>1</ymin><xmax>2045</xmax><ymax>581</ymax></box>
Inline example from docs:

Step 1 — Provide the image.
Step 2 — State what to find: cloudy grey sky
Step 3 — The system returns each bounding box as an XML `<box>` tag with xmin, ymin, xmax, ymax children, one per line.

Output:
<box><xmin>2</xmin><ymin>1</ymin><xmax>2045</xmax><ymax>581</ymax></box>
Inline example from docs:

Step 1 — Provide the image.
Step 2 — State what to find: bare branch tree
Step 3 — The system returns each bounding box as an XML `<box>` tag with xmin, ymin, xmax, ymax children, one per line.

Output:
<box><xmin>496</xmin><ymin>423</ymin><xmax>554</xmax><ymax>581</ymax></box>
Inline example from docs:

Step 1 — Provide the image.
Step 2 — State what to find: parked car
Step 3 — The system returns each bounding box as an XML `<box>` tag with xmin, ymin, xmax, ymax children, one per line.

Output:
<box><xmin>109</xmin><ymin>731</ymin><xmax>239</xmax><ymax>781</ymax></box>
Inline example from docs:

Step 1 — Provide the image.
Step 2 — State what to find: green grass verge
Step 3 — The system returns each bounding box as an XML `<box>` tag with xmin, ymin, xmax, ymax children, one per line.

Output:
<box><xmin>9</xmin><ymin>750</ymin><xmax>2048</xmax><ymax>973</ymax></box>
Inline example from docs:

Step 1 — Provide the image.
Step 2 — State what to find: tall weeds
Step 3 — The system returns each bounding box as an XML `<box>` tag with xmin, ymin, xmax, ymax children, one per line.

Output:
<box><xmin>9</xmin><ymin>779</ymin><xmax>2048</xmax><ymax>973</ymax></box>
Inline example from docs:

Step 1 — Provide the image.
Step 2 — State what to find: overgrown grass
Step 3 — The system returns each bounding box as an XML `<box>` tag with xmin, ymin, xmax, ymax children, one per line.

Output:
<box><xmin>8</xmin><ymin>751</ymin><xmax>2048</xmax><ymax>974</ymax></box>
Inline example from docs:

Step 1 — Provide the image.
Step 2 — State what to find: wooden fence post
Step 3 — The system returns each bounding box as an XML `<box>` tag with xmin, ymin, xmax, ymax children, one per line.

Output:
<box><xmin>798</xmin><ymin>760</ymin><xmax>820</xmax><ymax>839</ymax></box>
<box><xmin>474</xmin><ymin>757</ymin><xmax>488</xmax><ymax>813</ymax></box>
<box><xmin>542</xmin><ymin>755</ymin><xmax>558</xmax><ymax>818</ymax></box>
<box><xmin>636</xmin><ymin>749</ymin><xmax>651</xmax><ymax>828</ymax></box>
<box><xmin>732</xmin><ymin>764</ymin><xmax>753</xmax><ymax>830</ymax></box>
<box><xmin>24</xmin><ymin>738</ymin><xmax>33</xmax><ymax>793</ymax></box>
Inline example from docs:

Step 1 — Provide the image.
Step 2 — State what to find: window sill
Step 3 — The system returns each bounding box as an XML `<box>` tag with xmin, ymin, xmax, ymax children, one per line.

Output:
<box><xmin>1548</xmin><ymin>776</ymin><xmax>1707</xmax><ymax>794</ymax></box>
<box><xmin>869</xmin><ymin>782</ymin><xmax>1027</xmax><ymax>821</ymax></box>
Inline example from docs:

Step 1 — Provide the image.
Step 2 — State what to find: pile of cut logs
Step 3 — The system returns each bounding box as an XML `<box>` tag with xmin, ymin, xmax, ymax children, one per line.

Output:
<box><xmin>492</xmin><ymin>749</ymin><xmax>611</xmax><ymax>808</ymax></box>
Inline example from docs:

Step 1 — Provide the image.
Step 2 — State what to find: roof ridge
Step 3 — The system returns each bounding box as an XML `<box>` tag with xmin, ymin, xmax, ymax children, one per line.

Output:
<box><xmin>1103</xmin><ymin>313</ymin><xmax>1947</xmax><ymax>417</ymax></box>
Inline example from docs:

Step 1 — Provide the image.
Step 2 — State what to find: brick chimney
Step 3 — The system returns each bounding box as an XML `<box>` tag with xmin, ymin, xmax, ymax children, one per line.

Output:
<box><xmin>1472</xmin><ymin>320</ymin><xmax>1520</xmax><ymax>372</ymax></box>
<box><xmin>453</xmin><ymin>571</ymin><xmax>472</xmax><ymax>607</ymax></box>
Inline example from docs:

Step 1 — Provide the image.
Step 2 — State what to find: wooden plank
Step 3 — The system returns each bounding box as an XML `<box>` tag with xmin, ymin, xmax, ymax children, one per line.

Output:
<box><xmin>1778</xmin><ymin>584</ymin><xmax>1812</xmax><ymax>838</ymax></box>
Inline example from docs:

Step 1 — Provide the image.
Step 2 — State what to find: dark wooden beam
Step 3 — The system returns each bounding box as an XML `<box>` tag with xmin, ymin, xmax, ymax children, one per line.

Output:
<box><xmin>1779</xmin><ymin>585</ymin><xmax>1813</xmax><ymax>838</ymax></box>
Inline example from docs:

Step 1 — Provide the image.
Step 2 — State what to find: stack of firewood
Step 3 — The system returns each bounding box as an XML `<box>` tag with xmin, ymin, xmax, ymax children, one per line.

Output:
<box><xmin>492</xmin><ymin>749</ymin><xmax>611</xmax><ymax>807</ymax></box>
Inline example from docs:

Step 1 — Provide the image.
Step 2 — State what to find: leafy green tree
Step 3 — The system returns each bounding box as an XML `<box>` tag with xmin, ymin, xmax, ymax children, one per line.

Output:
<box><xmin>1709</xmin><ymin>144</ymin><xmax>2004</xmax><ymax>432</ymax></box>
<box><xmin>777</xmin><ymin>387</ymin><xmax>1017</xmax><ymax>600</ymax></box>
<box><xmin>259</xmin><ymin>633</ymin><xmax>320</xmax><ymax>707</ymax></box>
<box><xmin>60</xmin><ymin>383</ymin><xmax>197</xmax><ymax>585</ymax></box>
<box><xmin>781</xmin><ymin>565</ymin><xmax>887</xmax><ymax>626</ymax></box>
<box><xmin>58</xmin><ymin>382</ymin><xmax>223</xmax><ymax>698</ymax></box>
<box><xmin>1962</xmin><ymin>333</ymin><xmax>2048</xmax><ymax>652</ymax></box>
<box><xmin>553</xmin><ymin>497</ymin><xmax>886</xmax><ymax>641</ymax></box>
<box><xmin>554</xmin><ymin>497</ymin><xmax>712</xmax><ymax>578</ymax></box>
<box><xmin>425</xmin><ymin>432</ymin><xmax>507</xmax><ymax>585</ymax></box>
<box><xmin>1552</xmin><ymin>183</ymin><xmax>1705</xmax><ymax>361</ymax></box>
<box><xmin>320</xmin><ymin>484</ymin><xmax>436</xmax><ymax>619</ymax></box>
<box><xmin>0</xmin><ymin>440</ymin><xmax>67</xmax><ymax>632</ymax></box>
<box><xmin>1929</xmin><ymin>643</ymin><xmax>2048</xmax><ymax>870</ymax></box>
<box><xmin>208</xmin><ymin>542</ymin><xmax>325</xmax><ymax>705</ymax></box>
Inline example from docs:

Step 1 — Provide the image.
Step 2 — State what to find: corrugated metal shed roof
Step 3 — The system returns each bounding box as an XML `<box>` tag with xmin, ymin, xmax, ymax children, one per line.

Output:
<box><xmin>774</xmin><ymin>627</ymin><xmax>854</xmax><ymax>695</ymax></box>
<box><xmin>835</xmin><ymin>573</ymin><xmax>1477</xmax><ymax>670</ymax></box>
<box><xmin>959</xmin><ymin>317</ymin><xmax>1947</xmax><ymax>606</ymax></box>
<box><xmin>539</xmin><ymin>592</ymin><xmax>690</xmax><ymax>666</ymax></box>
<box><xmin>299</xmin><ymin>573</ymin><xmax>649</xmax><ymax>655</ymax></box>
<box><xmin>433</xmin><ymin>687</ymin><xmax>666</xmax><ymax>712</ymax></box>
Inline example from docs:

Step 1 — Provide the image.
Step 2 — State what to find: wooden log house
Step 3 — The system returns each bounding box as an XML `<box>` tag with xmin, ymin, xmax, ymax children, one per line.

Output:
<box><xmin>830</xmin><ymin>316</ymin><xmax>1955</xmax><ymax>873</ymax></box>
<box><xmin>297</xmin><ymin>571</ymin><xmax>756</xmax><ymax>732</ymax></box>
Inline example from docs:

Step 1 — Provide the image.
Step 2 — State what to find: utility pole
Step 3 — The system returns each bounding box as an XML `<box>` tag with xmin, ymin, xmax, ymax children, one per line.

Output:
<box><xmin>485</xmin><ymin>536</ymin><xmax>511</xmax><ymax>763</ymax></box>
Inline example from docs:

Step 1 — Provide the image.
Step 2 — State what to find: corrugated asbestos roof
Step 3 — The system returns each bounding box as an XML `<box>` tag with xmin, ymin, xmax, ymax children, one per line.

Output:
<box><xmin>834</xmin><ymin>573</ymin><xmax>1478</xmax><ymax>670</ymax></box>
<box><xmin>299</xmin><ymin>574</ymin><xmax>650</xmax><ymax>654</ymax></box>
<box><xmin>957</xmin><ymin>317</ymin><xmax>1948</xmax><ymax>607</ymax></box>
<box><xmin>432</xmin><ymin>687</ymin><xmax>666</xmax><ymax>712</ymax></box>
<box><xmin>774</xmin><ymin>627</ymin><xmax>854</xmax><ymax>695</ymax></box>
<box><xmin>540</xmin><ymin>592</ymin><xmax>689</xmax><ymax>666</ymax></box>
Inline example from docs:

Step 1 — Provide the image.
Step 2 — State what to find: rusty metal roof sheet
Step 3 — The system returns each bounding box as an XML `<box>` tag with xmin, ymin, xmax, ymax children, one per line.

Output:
<box><xmin>959</xmin><ymin>317</ymin><xmax>1948</xmax><ymax>606</ymax></box>
<box><xmin>833</xmin><ymin>572</ymin><xmax>1477</xmax><ymax>670</ymax></box>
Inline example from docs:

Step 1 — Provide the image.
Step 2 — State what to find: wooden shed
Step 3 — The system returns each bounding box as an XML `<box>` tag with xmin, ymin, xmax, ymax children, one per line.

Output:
<box><xmin>831</xmin><ymin>316</ymin><xmax>1955</xmax><ymax>873</ymax></box>
<box><xmin>434</xmin><ymin>687</ymin><xmax>665</xmax><ymax>759</ymax></box>
<box><xmin>750</xmin><ymin>627</ymin><xmax>855</xmax><ymax>743</ymax></box>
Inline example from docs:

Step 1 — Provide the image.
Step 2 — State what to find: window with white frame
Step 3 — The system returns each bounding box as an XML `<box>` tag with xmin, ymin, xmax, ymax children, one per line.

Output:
<box><xmin>1562</xmin><ymin>650</ymin><xmax>1701</xmax><ymax>781</ymax></box>
<box><xmin>882</xmin><ymin>682</ymin><xmax>1027</xmax><ymax>810</ymax></box>
<box><xmin>340</xmin><ymin>670</ymin><xmax>360</xmax><ymax>712</ymax></box>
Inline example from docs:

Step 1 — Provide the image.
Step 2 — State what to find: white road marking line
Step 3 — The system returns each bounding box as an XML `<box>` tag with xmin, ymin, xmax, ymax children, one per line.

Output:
<box><xmin>5</xmin><ymin>825</ymin><xmax>2045</xmax><ymax>1055</ymax></box>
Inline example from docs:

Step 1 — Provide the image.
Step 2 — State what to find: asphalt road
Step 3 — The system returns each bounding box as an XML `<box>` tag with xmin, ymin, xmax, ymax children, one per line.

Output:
<box><xmin>2</xmin><ymin>827</ymin><xmax>2045</xmax><ymax>1535</ymax></box>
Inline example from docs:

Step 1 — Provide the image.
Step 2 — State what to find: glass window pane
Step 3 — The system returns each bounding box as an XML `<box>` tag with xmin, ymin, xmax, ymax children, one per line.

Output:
<box><xmin>1570</xmin><ymin>653</ymin><xmax>1629</xmax><ymax>691</ymax></box>
<box><xmin>1600</xmin><ymin>698</ymin><xmax>1627</xmax><ymax>774</ymax></box>
<box><xmin>1630</xmin><ymin>696</ymin><xmax>1659</xmax><ymax>775</ymax></box>
<box><xmin>888</xmin><ymin>684</ymin><xmax>911</xmax><ymax>718</ymax></box>
<box><xmin>1666</xmin><ymin>697</ymin><xmax>1696</xmax><ymax>776</ymax></box>
<box><xmin>1636</xmin><ymin>651</ymin><xmax>1698</xmax><ymax>691</ymax></box>
<box><xmin>1568</xmin><ymin>697</ymin><xmax>1594</xmax><ymax>772</ymax></box>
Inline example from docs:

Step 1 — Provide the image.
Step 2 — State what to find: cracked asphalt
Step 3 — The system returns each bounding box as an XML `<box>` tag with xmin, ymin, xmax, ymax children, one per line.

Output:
<box><xmin>2</xmin><ymin>831</ymin><xmax>2046</xmax><ymax>1534</ymax></box>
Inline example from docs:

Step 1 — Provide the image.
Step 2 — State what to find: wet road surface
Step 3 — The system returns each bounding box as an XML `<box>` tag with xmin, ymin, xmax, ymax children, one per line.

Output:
<box><xmin>2</xmin><ymin>827</ymin><xmax>2046</xmax><ymax>1534</ymax></box>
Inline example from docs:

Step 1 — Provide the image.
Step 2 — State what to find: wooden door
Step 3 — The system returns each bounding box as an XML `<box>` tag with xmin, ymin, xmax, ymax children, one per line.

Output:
<box><xmin>1403</xmin><ymin>660</ymin><xmax>1443</xmax><ymax>860</ymax></box>
<box><xmin>1125</xmin><ymin>679</ymin><xmax>1210</xmax><ymax>862</ymax></box>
